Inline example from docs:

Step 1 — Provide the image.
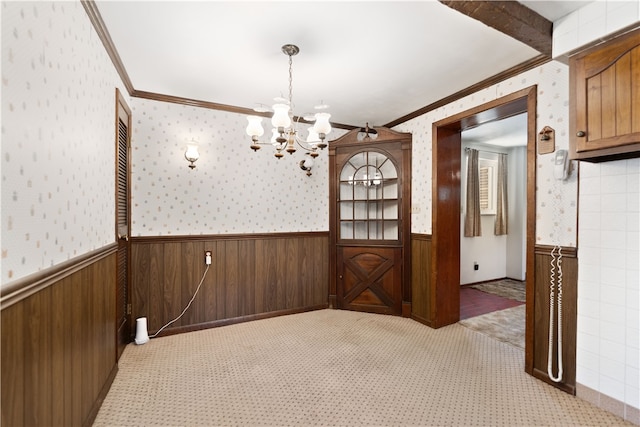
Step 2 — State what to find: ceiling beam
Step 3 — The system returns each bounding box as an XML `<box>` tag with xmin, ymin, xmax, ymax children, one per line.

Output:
<box><xmin>439</xmin><ymin>1</ymin><xmax>552</xmax><ymax>56</ymax></box>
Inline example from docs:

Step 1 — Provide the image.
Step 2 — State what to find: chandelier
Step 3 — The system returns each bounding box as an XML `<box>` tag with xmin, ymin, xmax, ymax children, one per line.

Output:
<box><xmin>245</xmin><ymin>44</ymin><xmax>332</xmax><ymax>170</ymax></box>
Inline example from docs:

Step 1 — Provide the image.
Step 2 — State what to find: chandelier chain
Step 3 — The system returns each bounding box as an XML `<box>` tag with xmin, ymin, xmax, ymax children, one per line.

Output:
<box><xmin>288</xmin><ymin>54</ymin><xmax>294</xmax><ymax>110</ymax></box>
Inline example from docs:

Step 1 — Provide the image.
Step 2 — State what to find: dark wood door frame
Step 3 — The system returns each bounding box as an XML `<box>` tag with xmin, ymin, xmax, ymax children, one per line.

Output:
<box><xmin>431</xmin><ymin>86</ymin><xmax>537</xmax><ymax>374</ymax></box>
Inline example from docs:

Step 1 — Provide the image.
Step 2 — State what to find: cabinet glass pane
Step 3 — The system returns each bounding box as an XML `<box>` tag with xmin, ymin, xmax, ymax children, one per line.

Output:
<box><xmin>384</xmin><ymin>201</ymin><xmax>398</xmax><ymax>219</ymax></box>
<box><xmin>368</xmin><ymin>221</ymin><xmax>382</xmax><ymax>239</ymax></box>
<box><xmin>339</xmin><ymin>201</ymin><xmax>353</xmax><ymax>220</ymax></box>
<box><xmin>340</xmin><ymin>182</ymin><xmax>354</xmax><ymax>200</ymax></box>
<box><xmin>338</xmin><ymin>150</ymin><xmax>400</xmax><ymax>241</ymax></box>
<box><xmin>384</xmin><ymin>222</ymin><xmax>399</xmax><ymax>240</ymax></box>
<box><xmin>383</xmin><ymin>181</ymin><xmax>398</xmax><ymax>199</ymax></box>
<box><xmin>368</xmin><ymin>201</ymin><xmax>381</xmax><ymax>220</ymax></box>
<box><xmin>354</xmin><ymin>201</ymin><xmax>368</xmax><ymax>220</ymax></box>
<box><xmin>353</xmin><ymin>183</ymin><xmax>370</xmax><ymax>200</ymax></box>
<box><xmin>379</xmin><ymin>159</ymin><xmax>397</xmax><ymax>179</ymax></box>
<box><xmin>354</xmin><ymin>221</ymin><xmax>368</xmax><ymax>239</ymax></box>
<box><xmin>340</xmin><ymin>221</ymin><xmax>354</xmax><ymax>239</ymax></box>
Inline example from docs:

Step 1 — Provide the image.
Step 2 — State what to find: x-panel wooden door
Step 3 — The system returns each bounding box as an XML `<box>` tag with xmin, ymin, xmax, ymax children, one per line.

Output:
<box><xmin>338</xmin><ymin>246</ymin><xmax>402</xmax><ymax>314</ymax></box>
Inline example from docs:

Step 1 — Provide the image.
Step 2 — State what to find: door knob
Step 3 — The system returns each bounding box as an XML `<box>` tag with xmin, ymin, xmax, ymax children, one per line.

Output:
<box><xmin>576</xmin><ymin>131</ymin><xmax>586</xmax><ymax>137</ymax></box>
<box><xmin>339</xmin><ymin>275</ymin><xmax>343</xmax><ymax>279</ymax></box>
<box><xmin>118</xmin><ymin>234</ymin><xmax>129</xmax><ymax>242</ymax></box>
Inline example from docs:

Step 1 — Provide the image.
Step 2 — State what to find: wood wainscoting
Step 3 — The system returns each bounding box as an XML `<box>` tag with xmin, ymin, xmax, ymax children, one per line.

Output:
<box><xmin>130</xmin><ymin>232</ymin><xmax>330</xmax><ymax>336</ymax></box>
<box><xmin>530</xmin><ymin>244</ymin><xmax>578</xmax><ymax>394</ymax></box>
<box><xmin>411</xmin><ymin>237</ymin><xmax>578</xmax><ymax>395</ymax></box>
<box><xmin>1</xmin><ymin>245</ymin><xmax>118</xmax><ymax>427</ymax></box>
<box><xmin>411</xmin><ymin>233</ymin><xmax>433</xmax><ymax>326</ymax></box>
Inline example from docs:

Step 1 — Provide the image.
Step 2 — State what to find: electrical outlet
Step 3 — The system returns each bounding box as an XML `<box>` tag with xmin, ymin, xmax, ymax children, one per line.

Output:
<box><xmin>205</xmin><ymin>251</ymin><xmax>212</xmax><ymax>265</ymax></box>
<box><xmin>474</xmin><ymin>262</ymin><xmax>479</xmax><ymax>271</ymax></box>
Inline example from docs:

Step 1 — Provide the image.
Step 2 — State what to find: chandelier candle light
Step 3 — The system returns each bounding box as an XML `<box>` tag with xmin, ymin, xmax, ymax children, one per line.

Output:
<box><xmin>245</xmin><ymin>44</ymin><xmax>332</xmax><ymax>169</ymax></box>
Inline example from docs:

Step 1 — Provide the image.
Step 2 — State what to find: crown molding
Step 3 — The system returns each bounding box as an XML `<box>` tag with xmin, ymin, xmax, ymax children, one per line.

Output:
<box><xmin>384</xmin><ymin>54</ymin><xmax>550</xmax><ymax>128</ymax></box>
<box><xmin>81</xmin><ymin>0</ymin><xmax>134</xmax><ymax>95</ymax></box>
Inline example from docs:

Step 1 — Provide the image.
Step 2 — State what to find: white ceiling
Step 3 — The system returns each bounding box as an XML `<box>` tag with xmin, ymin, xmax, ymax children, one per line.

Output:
<box><xmin>95</xmin><ymin>1</ymin><xmax>590</xmax><ymax>129</ymax></box>
<box><xmin>462</xmin><ymin>113</ymin><xmax>528</xmax><ymax>147</ymax></box>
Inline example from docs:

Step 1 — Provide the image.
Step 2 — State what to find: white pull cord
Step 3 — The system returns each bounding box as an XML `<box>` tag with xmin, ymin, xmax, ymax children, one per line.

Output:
<box><xmin>547</xmin><ymin>245</ymin><xmax>563</xmax><ymax>382</ymax></box>
<box><xmin>150</xmin><ymin>265</ymin><xmax>210</xmax><ymax>338</ymax></box>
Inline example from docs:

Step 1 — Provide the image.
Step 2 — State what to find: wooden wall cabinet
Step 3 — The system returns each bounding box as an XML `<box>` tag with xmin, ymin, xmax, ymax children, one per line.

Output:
<box><xmin>329</xmin><ymin>127</ymin><xmax>412</xmax><ymax>317</ymax></box>
<box><xmin>570</xmin><ymin>27</ymin><xmax>640</xmax><ymax>161</ymax></box>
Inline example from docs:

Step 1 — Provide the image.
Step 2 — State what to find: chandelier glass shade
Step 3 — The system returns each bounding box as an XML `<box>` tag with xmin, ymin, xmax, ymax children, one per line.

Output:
<box><xmin>246</xmin><ymin>44</ymin><xmax>331</xmax><ymax>161</ymax></box>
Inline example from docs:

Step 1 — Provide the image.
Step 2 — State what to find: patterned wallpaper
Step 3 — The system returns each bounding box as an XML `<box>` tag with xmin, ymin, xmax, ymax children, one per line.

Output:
<box><xmin>134</xmin><ymin>59</ymin><xmax>576</xmax><ymax>247</ymax></box>
<box><xmin>395</xmin><ymin>61</ymin><xmax>578</xmax><ymax>247</ymax></box>
<box><xmin>131</xmin><ymin>98</ymin><xmax>347</xmax><ymax>236</ymax></box>
<box><xmin>1</xmin><ymin>1</ymin><xmax>128</xmax><ymax>285</ymax></box>
<box><xmin>0</xmin><ymin>0</ymin><xmax>586</xmax><ymax>285</ymax></box>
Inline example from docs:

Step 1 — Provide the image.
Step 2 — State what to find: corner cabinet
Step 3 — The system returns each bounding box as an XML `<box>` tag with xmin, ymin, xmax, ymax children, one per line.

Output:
<box><xmin>570</xmin><ymin>27</ymin><xmax>640</xmax><ymax>161</ymax></box>
<box><xmin>328</xmin><ymin>127</ymin><xmax>412</xmax><ymax>317</ymax></box>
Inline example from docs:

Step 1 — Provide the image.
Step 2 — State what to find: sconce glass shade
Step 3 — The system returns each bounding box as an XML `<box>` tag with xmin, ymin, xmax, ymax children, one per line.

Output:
<box><xmin>302</xmin><ymin>157</ymin><xmax>314</xmax><ymax>169</ymax></box>
<box><xmin>246</xmin><ymin>116</ymin><xmax>265</xmax><ymax>138</ymax></box>
<box><xmin>271</xmin><ymin>103</ymin><xmax>291</xmax><ymax>129</ymax></box>
<box><xmin>185</xmin><ymin>144</ymin><xmax>200</xmax><ymax>169</ymax></box>
<box><xmin>299</xmin><ymin>157</ymin><xmax>314</xmax><ymax>176</ymax></box>
<box><xmin>313</xmin><ymin>112</ymin><xmax>332</xmax><ymax>135</ymax></box>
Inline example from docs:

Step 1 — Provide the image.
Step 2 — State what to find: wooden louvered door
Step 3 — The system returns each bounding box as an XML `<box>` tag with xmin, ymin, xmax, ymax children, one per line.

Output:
<box><xmin>115</xmin><ymin>89</ymin><xmax>131</xmax><ymax>360</ymax></box>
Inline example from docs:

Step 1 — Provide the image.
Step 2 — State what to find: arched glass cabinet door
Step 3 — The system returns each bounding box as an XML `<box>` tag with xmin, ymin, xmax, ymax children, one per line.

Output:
<box><xmin>338</xmin><ymin>151</ymin><xmax>399</xmax><ymax>241</ymax></box>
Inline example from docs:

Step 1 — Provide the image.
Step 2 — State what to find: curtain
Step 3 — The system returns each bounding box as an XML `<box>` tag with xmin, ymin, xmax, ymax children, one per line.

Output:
<box><xmin>464</xmin><ymin>149</ymin><xmax>481</xmax><ymax>237</ymax></box>
<box><xmin>494</xmin><ymin>153</ymin><xmax>508</xmax><ymax>235</ymax></box>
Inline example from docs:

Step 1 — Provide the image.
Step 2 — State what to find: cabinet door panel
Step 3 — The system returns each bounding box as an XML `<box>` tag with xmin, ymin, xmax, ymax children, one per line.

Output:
<box><xmin>615</xmin><ymin>52</ymin><xmax>632</xmax><ymax>135</ymax></box>
<box><xmin>632</xmin><ymin>48</ymin><xmax>640</xmax><ymax>134</ymax></box>
<box><xmin>571</xmin><ymin>29</ymin><xmax>640</xmax><ymax>160</ymax></box>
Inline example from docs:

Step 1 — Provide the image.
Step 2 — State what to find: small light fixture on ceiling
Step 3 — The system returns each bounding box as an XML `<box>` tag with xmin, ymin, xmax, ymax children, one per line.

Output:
<box><xmin>184</xmin><ymin>140</ymin><xmax>200</xmax><ymax>169</ymax></box>
<box><xmin>245</xmin><ymin>44</ymin><xmax>332</xmax><ymax>169</ymax></box>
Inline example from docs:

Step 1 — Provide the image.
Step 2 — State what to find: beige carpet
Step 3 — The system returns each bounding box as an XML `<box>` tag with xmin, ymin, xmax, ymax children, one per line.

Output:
<box><xmin>470</xmin><ymin>279</ymin><xmax>526</xmax><ymax>302</ymax></box>
<box><xmin>94</xmin><ymin>309</ymin><xmax>630</xmax><ymax>426</ymax></box>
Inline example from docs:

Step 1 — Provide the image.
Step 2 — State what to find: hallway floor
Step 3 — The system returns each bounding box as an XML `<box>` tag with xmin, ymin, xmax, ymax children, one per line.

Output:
<box><xmin>459</xmin><ymin>286</ymin><xmax>524</xmax><ymax>320</ymax></box>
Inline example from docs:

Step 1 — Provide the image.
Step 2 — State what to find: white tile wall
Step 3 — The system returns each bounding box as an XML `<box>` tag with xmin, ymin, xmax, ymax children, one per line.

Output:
<box><xmin>553</xmin><ymin>0</ymin><xmax>640</xmax><ymax>58</ymax></box>
<box><xmin>577</xmin><ymin>159</ymin><xmax>640</xmax><ymax>410</ymax></box>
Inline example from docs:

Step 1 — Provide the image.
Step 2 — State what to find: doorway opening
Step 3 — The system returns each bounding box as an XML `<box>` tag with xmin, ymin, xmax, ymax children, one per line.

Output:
<box><xmin>431</xmin><ymin>86</ymin><xmax>536</xmax><ymax>372</ymax></box>
<box><xmin>458</xmin><ymin>113</ymin><xmax>528</xmax><ymax>348</ymax></box>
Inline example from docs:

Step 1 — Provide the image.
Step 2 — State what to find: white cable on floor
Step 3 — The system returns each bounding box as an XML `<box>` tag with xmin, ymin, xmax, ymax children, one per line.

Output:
<box><xmin>150</xmin><ymin>265</ymin><xmax>210</xmax><ymax>339</ymax></box>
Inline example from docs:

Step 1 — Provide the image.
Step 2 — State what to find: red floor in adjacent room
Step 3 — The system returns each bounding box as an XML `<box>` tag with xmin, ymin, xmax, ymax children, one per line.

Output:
<box><xmin>459</xmin><ymin>287</ymin><xmax>524</xmax><ymax>320</ymax></box>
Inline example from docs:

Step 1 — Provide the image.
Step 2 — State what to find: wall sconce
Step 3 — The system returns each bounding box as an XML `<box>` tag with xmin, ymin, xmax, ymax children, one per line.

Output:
<box><xmin>299</xmin><ymin>157</ymin><xmax>314</xmax><ymax>176</ymax></box>
<box><xmin>184</xmin><ymin>140</ymin><xmax>200</xmax><ymax>169</ymax></box>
